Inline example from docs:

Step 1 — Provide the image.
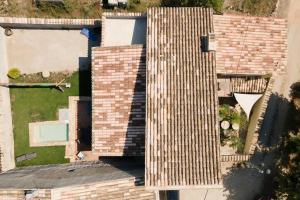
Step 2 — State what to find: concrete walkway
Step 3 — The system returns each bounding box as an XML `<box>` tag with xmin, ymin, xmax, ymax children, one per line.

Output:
<box><xmin>0</xmin><ymin>27</ymin><xmax>15</xmax><ymax>171</ymax></box>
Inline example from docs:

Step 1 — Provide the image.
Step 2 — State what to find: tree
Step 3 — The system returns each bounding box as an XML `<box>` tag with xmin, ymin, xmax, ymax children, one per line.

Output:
<box><xmin>273</xmin><ymin>83</ymin><xmax>300</xmax><ymax>199</ymax></box>
<box><xmin>275</xmin><ymin>132</ymin><xmax>300</xmax><ymax>200</ymax></box>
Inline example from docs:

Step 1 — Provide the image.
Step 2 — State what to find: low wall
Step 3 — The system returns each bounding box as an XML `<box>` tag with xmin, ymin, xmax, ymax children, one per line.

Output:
<box><xmin>244</xmin><ymin>77</ymin><xmax>275</xmax><ymax>154</ymax></box>
<box><xmin>0</xmin><ymin>17</ymin><xmax>101</xmax><ymax>28</ymax></box>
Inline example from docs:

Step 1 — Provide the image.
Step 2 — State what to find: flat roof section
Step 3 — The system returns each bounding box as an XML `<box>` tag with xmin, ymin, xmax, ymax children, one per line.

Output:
<box><xmin>101</xmin><ymin>12</ymin><xmax>147</xmax><ymax>46</ymax></box>
<box><xmin>146</xmin><ymin>7</ymin><xmax>222</xmax><ymax>189</ymax></box>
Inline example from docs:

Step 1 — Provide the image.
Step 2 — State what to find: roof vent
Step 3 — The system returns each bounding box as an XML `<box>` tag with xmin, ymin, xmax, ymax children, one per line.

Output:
<box><xmin>208</xmin><ymin>33</ymin><xmax>216</xmax><ymax>51</ymax></box>
<box><xmin>25</xmin><ymin>189</ymin><xmax>39</xmax><ymax>200</ymax></box>
<box><xmin>200</xmin><ymin>33</ymin><xmax>216</xmax><ymax>52</ymax></box>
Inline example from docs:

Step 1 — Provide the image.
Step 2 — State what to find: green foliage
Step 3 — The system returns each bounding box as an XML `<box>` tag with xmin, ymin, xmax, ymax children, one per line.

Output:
<box><xmin>219</xmin><ymin>104</ymin><xmax>230</xmax><ymax>120</ymax></box>
<box><xmin>161</xmin><ymin>0</ymin><xmax>224</xmax><ymax>12</ymax></box>
<box><xmin>7</xmin><ymin>68</ymin><xmax>21</xmax><ymax>79</ymax></box>
<box><xmin>132</xmin><ymin>0</ymin><xmax>141</xmax><ymax>4</ymax></box>
<box><xmin>231</xmin><ymin>112</ymin><xmax>241</xmax><ymax>124</ymax></box>
<box><xmin>229</xmin><ymin>135</ymin><xmax>244</xmax><ymax>153</ymax></box>
<box><xmin>275</xmin><ymin>132</ymin><xmax>300</xmax><ymax>199</ymax></box>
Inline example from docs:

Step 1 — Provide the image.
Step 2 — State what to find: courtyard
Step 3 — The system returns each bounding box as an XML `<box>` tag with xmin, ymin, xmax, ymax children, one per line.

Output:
<box><xmin>0</xmin><ymin>23</ymin><xmax>98</xmax><ymax>167</ymax></box>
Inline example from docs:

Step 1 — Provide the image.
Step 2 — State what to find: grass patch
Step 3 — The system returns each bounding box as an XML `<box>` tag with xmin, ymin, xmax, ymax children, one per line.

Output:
<box><xmin>10</xmin><ymin>71</ymin><xmax>91</xmax><ymax>167</ymax></box>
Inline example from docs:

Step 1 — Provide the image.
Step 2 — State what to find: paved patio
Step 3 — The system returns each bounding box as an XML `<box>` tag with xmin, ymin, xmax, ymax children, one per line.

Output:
<box><xmin>5</xmin><ymin>28</ymin><xmax>100</xmax><ymax>73</ymax></box>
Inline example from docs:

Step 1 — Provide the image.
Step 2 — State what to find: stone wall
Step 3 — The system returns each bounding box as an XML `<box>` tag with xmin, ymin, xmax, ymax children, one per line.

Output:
<box><xmin>244</xmin><ymin>77</ymin><xmax>275</xmax><ymax>154</ymax></box>
<box><xmin>0</xmin><ymin>17</ymin><xmax>100</xmax><ymax>28</ymax></box>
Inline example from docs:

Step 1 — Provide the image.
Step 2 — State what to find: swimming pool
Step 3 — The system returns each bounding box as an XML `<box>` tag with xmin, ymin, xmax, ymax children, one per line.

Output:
<box><xmin>29</xmin><ymin>121</ymin><xmax>69</xmax><ymax>147</ymax></box>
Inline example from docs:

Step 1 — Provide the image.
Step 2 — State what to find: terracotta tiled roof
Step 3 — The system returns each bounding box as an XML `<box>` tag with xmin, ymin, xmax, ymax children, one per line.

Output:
<box><xmin>146</xmin><ymin>7</ymin><xmax>221</xmax><ymax>189</ymax></box>
<box><xmin>217</xmin><ymin>75</ymin><xmax>269</xmax><ymax>94</ymax></box>
<box><xmin>214</xmin><ymin>14</ymin><xmax>287</xmax><ymax>74</ymax></box>
<box><xmin>92</xmin><ymin>45</ymin><xmax>146</xmax><ymax>156</ymax></box>
<box><xmin>53</xmin><ymin>177</ymin><xmax>155</xmax><ymax>200</ymax></box>
<box><xmin>0</xmin><ymin>162</ymin><xmax>155</xmax><ymax>200</ymax></box>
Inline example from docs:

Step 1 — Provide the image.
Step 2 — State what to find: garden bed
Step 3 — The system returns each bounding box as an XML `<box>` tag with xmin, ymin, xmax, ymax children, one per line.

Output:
<box><xmin>219</xmin><ymin>100</ymin><xmax>248</xmax><ymax>154</ymax></box>
<box><xmin>10</xmin><ymin>71</ymin><xmax>91</xmax><ymax>167</ymax></box>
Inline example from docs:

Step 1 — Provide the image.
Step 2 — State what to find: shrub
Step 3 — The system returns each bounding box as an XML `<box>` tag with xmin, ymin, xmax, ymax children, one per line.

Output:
<box><xmin>242</xmin><ymin>0</ymin><xmax>277</xmax><ymax>16</ymax></box>
<box><xmin>219</xmin><ymin>104</ymin><xmax>231</xmax><ymax>120</ymax></box>
<box><xmin>230</xmin><ymin>112</ymin><xmax>241</xmax><ymax>124</ymax></box>
<box><xmin>7</xmin><ymin>68</ymin><xmax>21</xmax><ymax>79</ymax></box>
<box><xmin>161</xmin><ymin>0</ymin><xmax>224</xmax><ymax>12</ymax></box>
<box><xmin>229</xmin><ymin>135</ymin><xmax>244</xmax><ymax>153</ymax></box>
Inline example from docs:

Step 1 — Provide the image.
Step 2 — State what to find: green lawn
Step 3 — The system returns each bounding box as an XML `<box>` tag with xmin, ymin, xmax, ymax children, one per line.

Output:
<box><xmin>10</xmin><ymin>71</ymin><xmax>91</xmax><ymax>167</ymax></box>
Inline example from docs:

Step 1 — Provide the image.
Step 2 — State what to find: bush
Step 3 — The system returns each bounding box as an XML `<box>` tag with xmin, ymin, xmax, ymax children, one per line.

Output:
<box><xmin>230</xmin><ymin>112</ymin><xmax>241</xmax><ymax>124</ymax></box>
<box><xmin>242</xmin><ymin>0</ymin><xmax>277</xmax><ymax>16</ymax></box>
<box><xmin>229</xmin><ymin>135</ymin><xmax>244</xmax><ymax>153</ymax></box>
<box><xmin>7</xmin><ymin>68</ymin><xmax>21</xmax><ymax>79</ymax></box>
<box><xmin>219</xmin><ymin>104</ymin><xmax>231</xmax><ymax>120</ymax></box>
<box><xmin>161</xmin><ymin>0</ymin><xmax>224</xmax><ymax>12</ymax></box>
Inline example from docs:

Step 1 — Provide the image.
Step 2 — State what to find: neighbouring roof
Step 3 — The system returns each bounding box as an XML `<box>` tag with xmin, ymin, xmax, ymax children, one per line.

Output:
<box><xmin>214</xmin><ymin>14</ymin><xmax>287</xmax><ymax>74</ymax></box>
<box><xmin>52</xmin><ymin>177</ymin><xmax>155</xmax><ymax>200</ymax></box>
<box><xmin>92</xmin><ymin>45</ymin><xmax>146</xmax><ymax>156</ymax></box>
<box><xmin>0</xmin><ymin>161</ymin><xmax>155</xmax><ymax>200</ymax></box>
<box><xmin>146</xmin><ymin>7</ymin><xmax>221</xmax><ymax>189</ymax></box>
<box><xmin>0</xmin><ymin>161</ymin><xmax>144</xmax><ymax>189</ymax></box>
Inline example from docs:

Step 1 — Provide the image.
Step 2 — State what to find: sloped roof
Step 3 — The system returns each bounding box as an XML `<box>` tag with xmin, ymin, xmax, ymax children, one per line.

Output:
<box><xmin>92</xmin><ymin>45</ymin><xmax>146</xmax><ymax>156</ymax></box>
<box><xmin>0</xmin><ymin>161</ymin><xmax>155</xmax><ymax>200</ymax></box>
<box><xmin>52</xmin><ymin>177</ymin><xmax>155</xmax><ymax>200</ymax></box>
<box><xmin>0</xmin><ymin>161</ymin><xmax>144</xmax><ymax>189</ymax></box>
<box><xmin>214</xmin><ymin>14</ymin><xmax>287</xmax><ymax>74</ymax></box>
<box><xmin>217</xmin><ymin>75</ymin><xmax>269</xmax><ymax>95</ymax></box>
<box><xmin>146</xmin><ymin>7</ymin><xmax>221</xmax><ymax>189</ymax></box>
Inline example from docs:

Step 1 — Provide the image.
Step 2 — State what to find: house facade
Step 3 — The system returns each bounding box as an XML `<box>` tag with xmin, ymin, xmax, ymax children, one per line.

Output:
<box><xmin>0</xmin><ymin>6</ymin><xmax>287</xmax><ymax>199</ymax></box>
